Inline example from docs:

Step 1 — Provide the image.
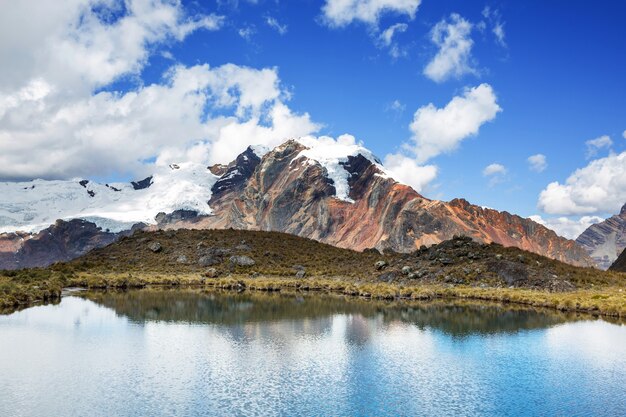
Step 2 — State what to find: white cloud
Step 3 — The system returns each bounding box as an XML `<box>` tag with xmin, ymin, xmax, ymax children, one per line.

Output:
<box><xmin>378</xmin><ymin>23</ymin><xmax>408</xmax><ymax>57</ymax></box>
<box><xmin>423</xmin><ymin>13</ymin><xmax>476</xmax><ymax>83</ymax></box>
<box><xmin>538</xmin><ymin>151</ymin><xmax>626</xmax><ymax>215</ymax></box>
<box><xmin>386</xmin><ymin>99</ymin><xmax>406</xmax><ymax>114</ymax></box>
<box><xmin>623</xmin><ymin>130</ymin><xmax>626</xmax><ymax>139</ymax></box>
<box><xmin>0</xmin><ymin>63</ymin><xmax>320</xmax><ymax>180</ymax></box>
<box><xmin>0</xmin><ymin>0</ymin><xmax>223</xmax><ymax>93</ymax></box>
<box><xmin>0</xmin><ymin>1</ymin><xmax>324</xmax><ymax>181</ymax></box>
<box><xmin>481</xmin><ymin>6</ymin><xmax>506</xmax><ymax>47</ymax></box>
<box><xmin>405</xmin><ymin>83</ymin><xmax>501</xmax><ymax>163</ymax></box>
<box><xmin>321</xmin><ymin>0</ymin><xmax>421</xmax><ymax>27</ymax></box>
<box><xmin>492</xmin><ymin>22</ymin><xmax>506</xmax><ymax>47</ymax></box>
<box><xmin>383</xmin><ymin>154</ymin><xmax>438</xmax><ymax>193</ymax></box>
<box><xmin>585</xmin><ymin>135</ymin><xmax>613</xmax><ymax>158</ymax></box>
<box><xmin>528</xmin><ymin>154</ymin><xmax>547</xmax><ymax>172</ymax></box>
<box><xmin>483</xmin><ymin>163</ymin><xmax>506</xmax><ymax>176</ymax></box>
<box><xmin>483</xmin><ymin>163</ymin><xmax>506</xmax><ymax>186</ymax></box>
<box><xmin>529</xmin><ymin>215</ymin><xmax>604</xmax><ymax>240</ymax></box>
<box><xmin>238</xmin><ymin>26</ymin><xmax>256</xmax><ymax>40</ymax></box>
<box><xmin>265</xmin><ymin>16</ymin><xmax>288</xmax><ymax>35</ymax></box>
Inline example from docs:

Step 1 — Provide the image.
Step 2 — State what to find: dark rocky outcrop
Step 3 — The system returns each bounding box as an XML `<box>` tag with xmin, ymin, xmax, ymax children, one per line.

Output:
<box><xmin>211</xmin><ymin>146</ymin><xmax>261</xmax><ymax>199</ymax></box>
<box><xmin>131</xmin><ymin>176</ymin><xmax>153</xmax><ymax>190</ymax></box>
<box><xmin>0</xmin><ymin>219</ymin><xmax>122</xmax><ymax>270</ymax></box>
<box><xmin>609</xmin><ymin>248</ymin><xmax>626</xmax><ymax>272</ymax></box>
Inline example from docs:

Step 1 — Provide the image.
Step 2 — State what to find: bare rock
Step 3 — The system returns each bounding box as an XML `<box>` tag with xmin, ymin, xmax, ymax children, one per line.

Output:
<box><xmin>148</xmin><ymin>242</ymin><xmax>162</xmax><ymax>253</ymax></box>
<box><xmin>229</xmin><ymin>255</ymin><xmax>256</xmax><ymax>267</ymax></box>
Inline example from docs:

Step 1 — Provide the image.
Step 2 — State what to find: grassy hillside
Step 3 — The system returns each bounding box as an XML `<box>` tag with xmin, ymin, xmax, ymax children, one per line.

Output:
<box><xmin>1</xmin><ymin>228</ymin><xmax>625</xmax><ymax>316</ymax></box>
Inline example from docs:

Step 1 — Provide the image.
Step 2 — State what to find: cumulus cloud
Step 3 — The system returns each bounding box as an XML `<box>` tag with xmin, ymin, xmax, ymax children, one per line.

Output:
<box><xmin>538</xmin><ymin>151</ymin><xmax>626</xmax><ymax>215</ymax></box>
<box><xmin>585</xmin><ymin>135</ymin><xmax>613</xmax><ymax>158</ymax></box>
<box><xmin>405</xmin><ymin>83</ymin><xmax>501</xmax><ymax>163</ymax></box>
<box><xmin>265</xmin><ymin>16</ymin><xmax>288</xmax><ymax>35</ymax></box>
<box><xmin>383</xmin><ymin>154</ymin><xmax>438</xmax><ymax>193</ymax></box>
<box><xmin>0</xmin><ymin>1</ymin><xmax>322</xmax><ymax>181</ymax></box>
<box><xmin>0</xmin><ymin>0</ymin><xmax>223</xmax><ymax>92</ymax></box>
<box><xmin>423</xmin><ymin>13</ymin><xmax>476</xmax><ymax>83</ymax></box>
<box><xmin>321</xmin><ymin>0</ymin><xmax>421</xmax><ymax>27</ymax></box>
<box><xmin>529</xmin><ymin>215</ymin><xmax>604</xmax><ymax>240</ymax></box>
<box><xmin>483</xmin><ymin>163</ymin><xmax>506</xmax><ymax>186</ymax></box>
<box><xmin>483</xmin><ymin>163</ymin><xmax>506</xmax><ymax>176</ymax></box>
<box><xmin>528</xmin><ymin>154</ymin><xmax>547</xmax><ymax>172</ymax></box>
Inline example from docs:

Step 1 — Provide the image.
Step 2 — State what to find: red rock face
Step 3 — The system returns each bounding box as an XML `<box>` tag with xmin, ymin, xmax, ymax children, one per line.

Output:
<box><xmin>169</xmin><ymin>140</ymin><xmax>594</xmax><ymax>267</ymax></box>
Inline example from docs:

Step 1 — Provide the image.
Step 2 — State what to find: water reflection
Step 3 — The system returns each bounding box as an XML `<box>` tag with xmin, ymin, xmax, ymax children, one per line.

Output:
<box><xmin>0</xmin><ymin>289</ymin><xmax>624</xmax><ymax>417</ymax></box>
<box><xmin>82</xmin><ymin>287</ymin><xmax>597</xmax><ymax>337</ymax></box>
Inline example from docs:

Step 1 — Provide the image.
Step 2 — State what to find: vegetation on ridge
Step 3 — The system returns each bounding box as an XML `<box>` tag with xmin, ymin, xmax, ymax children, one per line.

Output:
<box><xmin>1</xmin><ymin>229</ymin><xmax>625</xmax><ymax>317</ymax></box>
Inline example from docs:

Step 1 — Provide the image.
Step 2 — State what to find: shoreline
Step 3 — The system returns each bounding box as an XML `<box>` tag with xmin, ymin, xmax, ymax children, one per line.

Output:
<box><xmin>2</xmin><ymin>272</ymin><xmax>625</xmax><ymax>318</ymax></box>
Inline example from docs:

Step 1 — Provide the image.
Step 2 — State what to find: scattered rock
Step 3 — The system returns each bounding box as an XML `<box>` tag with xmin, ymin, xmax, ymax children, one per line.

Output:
<box><xmin>229</xmin><ymin>255</ymin><xmax>256</xmax><ymax>267</ymax></box>
<box><xmin>295</xmin><ymin>270</ymin><xmax>306</xmax><ymax>278</ymax></box>
<box><xmin>401</xmin><ymin>266</ymin><xmax>412</xmax><ymax>275</ymax></box>
<box><xmin>236</xmin><ymin>243</ymin><xmax>252</xmax><ymax>251</ymax></box>
<box><xmin>292</xmin><ymin>264</ymin><xmax>305</xmax><ymax>271</ymax></box>
<box><xmin>176</xmin><ymin>255</ymin><xmax>188</xmax><ymax>264</ymax></box>
<box><xmin>204</xmin><ymin>268</ymin><xmax>219</xmax><ymax>278</ymax></box>
<box><xmin>374</xmin><ymin>260</ymin><xmax>388</xmax><ymax>270</ymax></box>
<box><xmin>198</xmin><ymin>255</ymin><xmax>220</xmax><ymax>267</ymax></box>
<box><xmin>495</xmin><ymin>254</ymin><xmax>503</xmax><ymax>260</ymax></box>
<box><xmin>377</xmin><ymin>271</ymin><xmax>397</xmax><ymax>282</ymax></box>
<box><xmin>148</xmin><ymin>242</ymin><xmax>162</xmax><ymax>253</ymax></box>
<box><xmin>407</xmin><ymin>272</ymin><xmax>417</xmax><ymax>279</ymax></box>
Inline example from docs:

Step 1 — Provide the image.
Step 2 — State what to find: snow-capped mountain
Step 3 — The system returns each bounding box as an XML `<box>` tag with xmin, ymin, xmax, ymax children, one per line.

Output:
<box><xmin>0</xmin><ymin>162</ymin><xmax>219</xmax><ymax>234</ymax></box>
<box><xmin>0</xmin><ymin>138</ymin><xmax>594</xmax><ymax>269</ymax></box>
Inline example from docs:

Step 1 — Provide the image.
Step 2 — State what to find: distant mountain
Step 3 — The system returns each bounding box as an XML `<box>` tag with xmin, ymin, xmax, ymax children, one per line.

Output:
<box><xmin>576</xmin><ymin>204</ymin><xmax>626</xmax><ymax>270</ymax></box>
<box><xmin>0</xmin><ymin>139</ymin><xmax>594</xmax><ymax>269</ymax></box>
<box><xmin>609</xmin><ymin>247</ymin><xmax>626</xmax><ymax>272</ymax></box>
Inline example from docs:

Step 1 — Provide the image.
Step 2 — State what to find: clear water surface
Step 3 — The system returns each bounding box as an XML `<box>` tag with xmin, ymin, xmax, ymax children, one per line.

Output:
<box><xmin>0</xmin><ymin>288</ymin><xmax>624</xmax><ymax>416</ymax></box>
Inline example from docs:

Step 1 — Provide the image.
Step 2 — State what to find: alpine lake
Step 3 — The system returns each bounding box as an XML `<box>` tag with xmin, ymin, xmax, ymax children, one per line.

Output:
<box><xmin>0</xmin><ymin>287</ymin><xmax>624</xmax><ymax>416</ymax></box>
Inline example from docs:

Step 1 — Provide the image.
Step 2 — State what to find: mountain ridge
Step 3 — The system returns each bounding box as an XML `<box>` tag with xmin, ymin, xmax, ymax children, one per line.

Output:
<box><xmin>0</xmin><ymin>138</ymin><xmax>594</xmax><ymax>269</ymax></box>
<box><xmin>576</xmin><ymin>203</ymin><xmax>626</xmax><ymax>270</ymax></box>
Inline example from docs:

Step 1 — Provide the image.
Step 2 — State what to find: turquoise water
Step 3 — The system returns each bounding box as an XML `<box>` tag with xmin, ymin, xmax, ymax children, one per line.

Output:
<box><xmin>0</xmin><ymin>289</ymin><xmax>624</xmax><ymax>416</ymax></box>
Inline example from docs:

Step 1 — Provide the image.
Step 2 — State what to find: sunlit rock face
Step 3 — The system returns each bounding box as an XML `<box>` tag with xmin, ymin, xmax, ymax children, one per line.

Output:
<box><xmin>0</xmin><ymin>139</ymin><xmax>594</xmax><ymax>269</ymax></box>
<box><xmin>577</xmin><ymin>204</ymin><xmax>626</xmax><ymax>270</ymax></box>
<box><xmin>176</xmin><ymin>140</ymin><xmax>594</xmax><ymax>267</ymax></box>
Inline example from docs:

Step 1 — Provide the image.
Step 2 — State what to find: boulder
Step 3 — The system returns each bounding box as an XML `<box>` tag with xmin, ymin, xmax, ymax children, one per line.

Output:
<box><xmin>229</xmin><ymin>255</ymin><xmax>256</xmax><ymax>267</ymax></box>
<box><xmin>204</xmin><ymin>268</ymin><xmax>219</xmax><ymax>278</ymax></box>
<box><xmin>374</xmin><ymin>260</ymin><xmax>388</xmax><ymax>270</ymax></box>
<box><xmin>377</xmin><ymin>271</ymin><xmax>397</xmax><ymax>282</ymax></box>
<box><xmin>176</xmin><ymin>255</ymin><xmax>188</xmax><ymax>264</ymax></box>
<box><xmin>295</xmin><ymin>270</ymin><xmax>306</xmax><ymax>278</ymax></box>
<box><xmin>198</xmin><ymin>255</ymin><xmax>221</xmax><ymax>267</ymax></box>
<box><xmin>401</xmin><ymin>266</ymin><xmax>412</xmax><ymax>275</ymax></box>
<box><xmin>148</xmin><ymin>242</ymin><xmax>162</xmax><ymax>253</ymax></box>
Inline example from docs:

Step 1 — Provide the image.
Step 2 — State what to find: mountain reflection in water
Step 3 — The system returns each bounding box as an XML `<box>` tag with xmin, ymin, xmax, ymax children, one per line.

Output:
<box><xmin>82</xmin><ymin>288</ymin><xmax>594</xmax><ymax>338</ymax></box>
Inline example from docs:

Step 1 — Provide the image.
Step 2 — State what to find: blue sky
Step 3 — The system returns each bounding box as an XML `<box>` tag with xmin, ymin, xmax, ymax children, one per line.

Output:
<box><xmin>0</xmin><ymin>0</ymin><xmax>625</xmax><ymax>238</ymax></box>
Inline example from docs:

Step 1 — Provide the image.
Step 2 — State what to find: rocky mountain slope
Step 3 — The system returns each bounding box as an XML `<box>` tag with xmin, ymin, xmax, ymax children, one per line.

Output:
<box><xmin>0</xmin><ymin>139</ymin><xmax>594</xmax><ymax>269</ymax></box>
<box><xmin>166</xmin><ymin>140</ymin><xmax>593</xmax><ymax>267</ymax></box>
<box><xmin>576</xmin><ymin>204</ymin><xmax>626</xmax><ymax>270</ymax></box>
<box><xmin>67</xmin><ymin>229</ymin><xmax>609</xmax><ymax>291</ymax></box>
